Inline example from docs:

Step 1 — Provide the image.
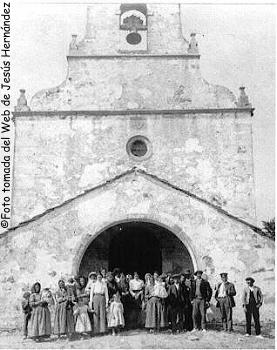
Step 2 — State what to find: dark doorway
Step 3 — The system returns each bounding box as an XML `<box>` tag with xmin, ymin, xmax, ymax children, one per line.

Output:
<box><xmin>79</xmin><ymin>221</ymin><xmax>194</xmax><ymax>278</ymax></box>
<box><xmin>109</xmin><ymin>224</ymin><xmax>162</xmax><ymax>277</ymax></box>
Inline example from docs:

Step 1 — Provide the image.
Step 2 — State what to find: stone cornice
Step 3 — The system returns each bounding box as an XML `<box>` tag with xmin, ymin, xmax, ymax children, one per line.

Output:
<box><xmin>66</xmin><ymin>54</ymin><xmax>201</xmax><ymax>60</ymax></box>
<box><xmin>13</xmin><ymin>107</ymin><xmax>255</xmax><ymax>118</ymax></box>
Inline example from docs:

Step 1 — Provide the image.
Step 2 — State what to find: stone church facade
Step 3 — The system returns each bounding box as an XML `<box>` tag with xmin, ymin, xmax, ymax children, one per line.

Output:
<box><xmin>0</xmin><ymin>4</ymin><xmax>274</xmax><ymax>328</ymax></box>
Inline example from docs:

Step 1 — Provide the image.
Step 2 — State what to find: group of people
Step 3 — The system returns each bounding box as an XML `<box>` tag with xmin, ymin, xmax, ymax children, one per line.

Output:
<box><xmin>21</xmin><ymin>267</ymin><xmax>264</xmax><ymax>342</ymax></box>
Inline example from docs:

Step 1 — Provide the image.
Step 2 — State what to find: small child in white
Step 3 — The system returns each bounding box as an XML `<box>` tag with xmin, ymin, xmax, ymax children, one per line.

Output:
<box><xmin>74</xmin><ymin>299</ymin><xmax>93</xmax><ymax>338</ymax></box>
<box><xmin>108</xmin><ymin>292</ymin><xmax>125</xmax><ymax>336</ymax></box>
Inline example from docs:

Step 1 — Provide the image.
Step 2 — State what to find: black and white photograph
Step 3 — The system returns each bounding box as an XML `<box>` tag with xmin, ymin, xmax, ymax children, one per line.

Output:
<box><xmin>0</xmin><ymin>1</ymin><xmax>275</xmax><ymax>348</ymax></box>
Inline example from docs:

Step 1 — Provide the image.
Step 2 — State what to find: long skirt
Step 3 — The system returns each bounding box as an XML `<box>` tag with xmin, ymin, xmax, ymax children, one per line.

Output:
<box><xmin>29</xmin><ymin>306</ymin><xmax>51</xmax><ymax>338</ymax></box>
<box><xmin>75</xmin><ymin>312</ymin><xmax>92</xmax><ymax>333</ymax></box>
<box><xmin>145</xmin><ymin>297</ymin><xmax>167</xmax><ymax>329</ymax></box>
<box><xmin>122</xmin><ymin>294</ymin><xmax>133</xmax><ymax>329</ymax></box>
<box><xmin>93</xmin><ymin>294</ymin><xmax>107</xmax><ymax>334</ymax></box>
<box><xmin>53</xmin><ymin>302</ymin><xmax>75</xmax><ymax>335</ymax></box>
<box><xmin>129</xmin><ymin>293</ymin><xmax>143</xmax><ymax>329</ymax></box>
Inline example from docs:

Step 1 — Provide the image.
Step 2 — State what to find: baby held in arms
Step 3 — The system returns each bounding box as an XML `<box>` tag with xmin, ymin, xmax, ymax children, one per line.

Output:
<box><xmin>153</xmin><ymin>276</ymin><xmax>168</xmax><ymax>298</ymax></box>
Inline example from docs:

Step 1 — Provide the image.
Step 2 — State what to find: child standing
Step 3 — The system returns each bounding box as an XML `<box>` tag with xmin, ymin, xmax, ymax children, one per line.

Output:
<box><xmin>21</xmin><ymin>291</ymin><xmax>32</xmax><ymax>340</ymax></box>
<box><xmin>74</xmin><ymin>299</ymin><xmax>93</xmax><ymax>338</ymax></box>
<box><xmin>108</xmin><ymin>292</ymin><xmax>125</xmax><ymax>336</ymax></box>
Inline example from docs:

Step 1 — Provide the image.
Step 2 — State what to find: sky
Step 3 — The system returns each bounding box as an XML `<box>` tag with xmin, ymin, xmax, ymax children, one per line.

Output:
<box><xmin>9</xmin><ymin>1</ymin><xmax>275</xmax><ymax>227</ymax></box>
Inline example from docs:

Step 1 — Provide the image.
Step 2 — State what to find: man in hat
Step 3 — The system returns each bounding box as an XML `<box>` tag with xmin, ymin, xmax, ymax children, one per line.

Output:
<box><xmin>191</xmin><ymin>270</ymin><xmax>212</xmax><ymax>332</ymax></box>
<box><xmin>215</xmin><ymin>272</ymin><xmax>236</xmax><ymax>332</ymax></box>
<box><xmin>242</xmin><ymin>277</ymin><xmax>263</xmax><ymax>338</ymax></box>
<box><xmin>167</xmin><ymin>274</ymin><xmax>185</xmax><ymax>333</ymax></box>
<box><xmin>180</xmin><ymin>269</ymin><xmax>194</xmax><ymax>331</ymax></box>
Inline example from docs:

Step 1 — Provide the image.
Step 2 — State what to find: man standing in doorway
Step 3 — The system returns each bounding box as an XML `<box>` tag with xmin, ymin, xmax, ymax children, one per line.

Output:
<box><xmin>191</xmin><ymin>270</ymin><xmax>212</xmax><ymax>332</ymax></box>
<box><xmin>242</xmin><ymin>277</ymin><xmax>264</xmax><ymax>338</ymax></box>
<box><xmin>215</xmin><ymin>272</ymin><xmax>236</xmax><ymax>332</ymax></box>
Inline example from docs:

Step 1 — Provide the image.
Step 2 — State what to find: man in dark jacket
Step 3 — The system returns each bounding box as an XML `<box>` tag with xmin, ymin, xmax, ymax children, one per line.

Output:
<box><xmin>167</xmin><ymin>274</ymin><xmax>185</xmax><ymax>333</ymax></box>
<box><xmin>191</xmin><ymin>270</ymin><xmax>212</xmax><ymax>332</ymax></box>
<box><xmin>181</xmin><ymin>269</ymin><xmax>194</xmax><ymax>331</ymax></box>
<box><xmin>215</xmin><ymin>272</ymin><xmax>236</xmax><ymax>332</ymax></box>
<box><xmin>242</xmin><ymin>277</ymin><xmax>264</xmax><ymax>338</ymax></box>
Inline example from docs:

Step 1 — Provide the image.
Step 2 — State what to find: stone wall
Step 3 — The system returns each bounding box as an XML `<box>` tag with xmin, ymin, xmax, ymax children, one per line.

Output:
<box><xmin>31</xmin><ymin>57</ymin><xmax>236</xmax><ymax>111</ymax></box>
<box><xmin>12</xmin><ymin>112</ymin><xmax>256</xmax><ymax>226</ymax></box>
<box><xmin>0</xmin><ymin>172</ymin><xmax>274</xmax><ymax>329</ymax></box>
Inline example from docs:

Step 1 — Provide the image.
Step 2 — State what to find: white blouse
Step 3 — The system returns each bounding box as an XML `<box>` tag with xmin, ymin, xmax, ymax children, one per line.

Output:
<box><xmin>218</xmin><ymin>283</ymin><xmax>227</xmax><ymax>298</ymax></box>
<box><xmin>89</xmin><ymin>281</ymin><xmax>109</xmax><ymax>307</ymax></box>
<box><xmin>129</xmin><ymin>279</ymin><xmax>144</xmax><ymax>291</ymax></box>
<box><xmin>85</xmin><ymin>279</ymin><xmax>95</xmax><ymax>294</ymax></box>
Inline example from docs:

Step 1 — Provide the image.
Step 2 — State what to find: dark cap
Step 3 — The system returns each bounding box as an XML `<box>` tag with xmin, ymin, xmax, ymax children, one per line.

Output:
<box><xmin>245</xmin><ymin>277</ymin><xmax>255</xmax><ymax>283</ymax></box>
<box><xmin>172</xmin><ymin>274</ymin><xmax>180</xmax><ymax>280</ymax></box>
<box><xmin>194</xmin><ymin>270</ymin><xmax>203</xmax><ymax>276</ymax></box>
<box><xmin>184</xmin><ymin>269</ymin><xmax>191</xmax><ymax>275</ymax></box>
<box><xmin>220</xmin><ymin>272</ymin><xmax>228</xmax><ymax>277</ymax></box>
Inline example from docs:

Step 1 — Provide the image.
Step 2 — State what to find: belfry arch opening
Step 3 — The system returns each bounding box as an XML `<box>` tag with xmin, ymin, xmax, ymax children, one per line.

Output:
<box><xmin>79</xmin><ymin>221</ymin><xmax>194</xmax><ymax>277</ymax></box>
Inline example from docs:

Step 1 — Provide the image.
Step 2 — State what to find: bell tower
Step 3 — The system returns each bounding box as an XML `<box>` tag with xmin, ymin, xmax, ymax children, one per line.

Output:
<box><xmin>119</xmin><ymin>3</ymin><xmax>148</xmax><ymax>52</ymax></box>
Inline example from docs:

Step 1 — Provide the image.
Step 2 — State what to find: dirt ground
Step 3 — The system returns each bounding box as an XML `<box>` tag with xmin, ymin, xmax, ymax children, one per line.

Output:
<box><xmin>0</xmin><ymin>324</ymin><xmax>275</xmax><ymax>349</ymax></box>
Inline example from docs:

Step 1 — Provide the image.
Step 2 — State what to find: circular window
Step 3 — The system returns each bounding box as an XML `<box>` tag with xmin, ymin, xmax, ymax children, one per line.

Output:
<box><xmin>130</xmin><ymin>139</ymin><xmax>147</xmax><ymax>157</ymax></box>
<box><xmin>126</xmin><ymin>32</ymin><xmax>142</xmax><ymax>45</ymax></box>
<box><xmin>127</xmin><ymin>136</ymin><xmax>152</xmax><ymax>161</ymax></box>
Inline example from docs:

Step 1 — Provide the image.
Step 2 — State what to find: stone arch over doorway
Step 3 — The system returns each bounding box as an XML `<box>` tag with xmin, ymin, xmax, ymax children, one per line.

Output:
<box><xmin>71</xmin><ymin>216</ymin><xmax>199</xmax><ymax>276</ymax></box>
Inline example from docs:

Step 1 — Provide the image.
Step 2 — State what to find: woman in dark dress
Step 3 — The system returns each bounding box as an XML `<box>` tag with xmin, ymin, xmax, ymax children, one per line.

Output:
<box><xmin>29</xmin><ymin>282</ymin><xmax>51</xmax><ymax>341</ymax></box>
<box><xmin>76</xmin><ymin>276</ymin><xmax>89</xmax><ymax>304</ymax></box>
<box><xmin>117</xmin><ymin>273</ymin><xmax>129</xmax><ymax>304</ymax></box>
<box><xmin>53</xmin><ymin>280</ymin><xmax>75</xmax><ymax>339</ymax></box>
<box><xmin>129</xmin><ymin>272</ymin><xmax>144</xmax><ymax>328</ymax></box>
<box><xmin>106</xmin><ymin>272</ymin><xmax>118</xmax><ymax>303</ymax></box>
<box><xmin>117</xmin><ymin>273</ymin><xmax>131</xmax><ymax>328</ymax></box>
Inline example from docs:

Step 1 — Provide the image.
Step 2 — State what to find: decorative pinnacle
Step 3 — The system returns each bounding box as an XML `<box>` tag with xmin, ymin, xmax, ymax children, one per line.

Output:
<box><xmin>237</xmin><ymin>86</ymin><xmax>252</xmax><ymax>108</ymax></box>
<box><xmin>69</xmin><ymin>34</ymin><xmax>78</xmax><ymax>50</ymax></box>
<box><xmin>15</xmin><ymin>89</ymin><xmax>31</xmax><ymax>112</ymax></box>
<box><xmin>187</xmin><ymin>33</ymin><xmax>199</xmax><ymax>54</ymax></box>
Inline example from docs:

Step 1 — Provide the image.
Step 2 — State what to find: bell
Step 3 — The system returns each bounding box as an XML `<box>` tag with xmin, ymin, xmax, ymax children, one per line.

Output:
<box><xmin>126</xmin><ymin>31</ymin><xmax>142</xmax><ymax>45</ymax></box>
